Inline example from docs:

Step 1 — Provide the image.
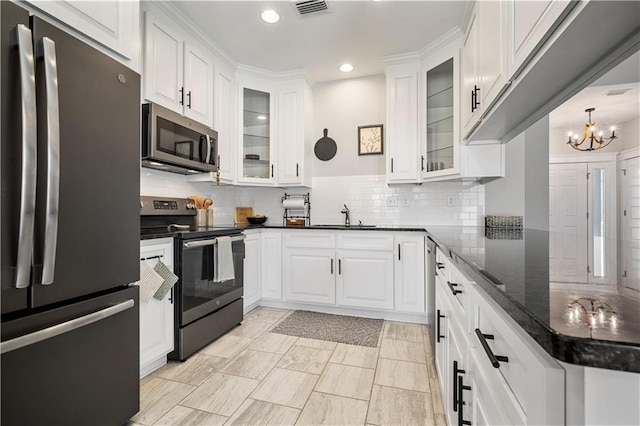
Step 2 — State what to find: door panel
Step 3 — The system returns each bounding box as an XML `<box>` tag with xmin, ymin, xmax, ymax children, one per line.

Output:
<box><xmin>0</xmin><ymin>1</ymin><xmax>31</xmax><ymax>314</ymax></box>
<box><xmin>549</xmin><ymin>163</ymin><xmax>588</xmax><ymax>283</ymax></box>
<box><xmin>623</xmin><ymin>157</ymin><xmax>640</xmax><ymax>292</ymax></box>
<box><xmin>31</xmin><ymin>17</ymin><xmax>140</xmax><ymax>307</ymax></box>
<box><xmin>284</xmin><ymin>248</ymin><xmax>335</xmax><ymax>305</ymax></box>
<box><xmin>336</xmin><ymin>249</ymin><xmax>394</xmax><ymax>310</ymax></box>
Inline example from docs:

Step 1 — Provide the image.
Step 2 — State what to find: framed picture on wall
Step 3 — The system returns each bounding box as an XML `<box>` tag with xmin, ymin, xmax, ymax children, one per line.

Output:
<box><xmin>358</xmin><ymin>124</ymin><xmax>383</xmax><ymax>155</ymax></box>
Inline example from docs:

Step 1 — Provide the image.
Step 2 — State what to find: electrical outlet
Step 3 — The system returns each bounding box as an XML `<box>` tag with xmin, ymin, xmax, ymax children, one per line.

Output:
<box><xmin>401</xmin><ymin>196</ymin><xmax>411</xmax><ymax>207</ymax></box>
<box><xmin>447</xmin><ymin>195</ymin><xmax>455</xmax><ymax>207</ymax></box>
<box><xmin>386</xmin><ymin>195</ymin><xmax>399</xmax><ymax>207</ymax></box>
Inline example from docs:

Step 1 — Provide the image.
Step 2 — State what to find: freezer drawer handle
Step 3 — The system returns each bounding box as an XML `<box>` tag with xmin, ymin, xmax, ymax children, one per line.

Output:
<box><xmin>475</xmin><ymin>328</ymin><xmax>509</xmax><ymax>368</ymax></box>
<box><xmin>14</xmin><ymin>24</ymin><xmax>38</xmax><ymax>289</ymax></box>
<box><xmin>0</xmin><ymin>299</ymin><xmax>135</xmax><ymax>354</ymax></box>
<box><xmin>39</xmin><ymin>37</ymin><xmax>61</xmax><ymax>286</ymax></box>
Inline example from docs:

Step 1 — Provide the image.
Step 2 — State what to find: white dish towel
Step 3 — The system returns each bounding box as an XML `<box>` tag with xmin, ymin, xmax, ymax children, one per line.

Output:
<box><xmin>214</xmin><ymin>236</ymin><xmax>235</xmax><ymax>282</ymax></box>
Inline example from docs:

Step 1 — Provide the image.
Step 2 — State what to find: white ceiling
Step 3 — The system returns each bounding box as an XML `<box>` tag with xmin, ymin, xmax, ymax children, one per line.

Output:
<box><xmin>170</xmin><ymin>0</ymin><xmax>471</xmax><ymax>82</ymax></box>
<box><xmin>549</xmin><ymin>52</ymin><xmax>640</xmax><ymax>132</ymax></box>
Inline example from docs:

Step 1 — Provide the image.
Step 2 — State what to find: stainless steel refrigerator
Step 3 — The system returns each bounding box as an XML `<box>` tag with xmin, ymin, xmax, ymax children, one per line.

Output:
<box><xmin>1</xmin><ymin>2</ymin><xmax>141</xmax><ymax>424</ymax></box>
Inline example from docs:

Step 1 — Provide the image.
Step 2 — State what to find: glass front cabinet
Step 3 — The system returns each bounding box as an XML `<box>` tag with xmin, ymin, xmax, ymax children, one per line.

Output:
<box><xmin>239</xmin><ymin>86</ymin><xmax>274</xmax><ymax>183</ymax></box>
<box><xmin>421</xmin><ymin>47</ymin><xmax>460</xmax><ymax>180</ymax></box>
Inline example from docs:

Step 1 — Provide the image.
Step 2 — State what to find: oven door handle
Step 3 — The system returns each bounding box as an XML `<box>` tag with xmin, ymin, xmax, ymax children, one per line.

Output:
<box><xmin>183</xmin><ymin>235</ymin><xmax>245</xmax><ymax>249</ymax></box>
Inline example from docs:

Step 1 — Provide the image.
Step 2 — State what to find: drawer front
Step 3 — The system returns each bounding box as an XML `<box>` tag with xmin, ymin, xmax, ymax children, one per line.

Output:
<box><xmin>446</xmin><ymin>262</ymin><xmax>469</xmax><ymax>317</ymax></box>
<box><xmin>435</xmin><ymin>248</ymin><xmax>449</xmax><ymax>281</ymax></box>
<box><xmin>472</xmin><ymin>297</ymin><xmax>528</xmax><ymax>415</ymax></box>
<box><xmin>337</xmin><ymin>232</ymin><xmax>394</xmax><ymax>251</ymax></box>
<box><xmin>285</xmin><ymin>231</ymin><xmax>336</xmax><ymax>249</ymax></box>
<box><xmin>467</xmin><ymin>345</ymin><xmax>526</xmax><ymax>426</ymax></box>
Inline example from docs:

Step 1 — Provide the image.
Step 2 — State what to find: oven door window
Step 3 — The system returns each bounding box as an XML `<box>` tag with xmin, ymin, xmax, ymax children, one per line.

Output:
<box><xmin>156</xmin><ymin>116</ymin><xmax>207</xmax><ymax>163</ymax></box>
<box><xmin>180</xmin><ymin>243</ymin><xmax>242</xmax><ymax>325</ymax></box>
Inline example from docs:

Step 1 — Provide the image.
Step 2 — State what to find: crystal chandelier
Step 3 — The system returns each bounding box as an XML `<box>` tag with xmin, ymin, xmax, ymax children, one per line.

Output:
<box><xmin>567</xmin><ymin>108</ymin><xmax>617</xmax><ymax>151</ymax></box>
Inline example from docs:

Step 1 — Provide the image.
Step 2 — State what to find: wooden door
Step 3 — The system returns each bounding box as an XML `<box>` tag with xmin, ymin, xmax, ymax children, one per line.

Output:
<box><xmin>622</xmin><ymin>157</ymin><xmax>640</xmax><ymax>293</ymax></box>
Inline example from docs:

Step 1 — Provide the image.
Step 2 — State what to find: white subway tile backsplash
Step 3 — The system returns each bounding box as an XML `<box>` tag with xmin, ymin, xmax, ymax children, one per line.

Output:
<box><xmin>140</xmin><ymin>171</ymin><xmax>485</xmax><ymax>227</ymax></box>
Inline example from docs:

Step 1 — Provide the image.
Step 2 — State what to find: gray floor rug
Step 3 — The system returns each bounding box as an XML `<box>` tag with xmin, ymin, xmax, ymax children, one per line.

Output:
<box><xmin>270</xmin><ymin>310</ymin><xmax>383</xmax><ymax>347</ymax></box>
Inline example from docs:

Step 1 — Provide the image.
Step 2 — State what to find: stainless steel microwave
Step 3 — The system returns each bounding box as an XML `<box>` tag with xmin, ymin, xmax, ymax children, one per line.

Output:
<box><xmin>142</xmin><ymin>103</ymin><xmax>218</xmax><ymax>175</ymax></box>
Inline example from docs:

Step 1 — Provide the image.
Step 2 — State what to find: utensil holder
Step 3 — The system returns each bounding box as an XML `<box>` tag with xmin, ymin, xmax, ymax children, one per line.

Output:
<box><xmin>196</xmin><ymin>209</ymin><xmax>207</xmax><ymax>227</ymax></box>
<box><xmin>206</xmin><ymin>209</ymin><xmax>214</xmax><ymax>227</ymax></box>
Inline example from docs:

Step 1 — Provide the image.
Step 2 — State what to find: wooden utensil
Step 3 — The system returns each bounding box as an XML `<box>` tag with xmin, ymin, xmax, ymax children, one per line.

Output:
<box><xmin>203</xmin><ymin>198</ymin><xmax>212</xmax><ymax>209</ymax></box>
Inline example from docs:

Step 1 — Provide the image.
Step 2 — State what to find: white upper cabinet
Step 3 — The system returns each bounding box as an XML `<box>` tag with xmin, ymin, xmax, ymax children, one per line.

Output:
<box><xmin>505</xmin><ymin>0</ymin><xmax>573</xmax><ymax>79</ymax></box>
<box><xmin>277</xmin><ymin>79</ymin><xmax>310</xmax><ymax>187</ymax></box>
<box><xmin>213</xmin><ymin>62</ymin><xmax>236</xmax><ymax>183</ymax></box>
<box><xmin>237</xmin><ymin>72</ymin><xmax>311</xmax><ymax>187</ymax></box>
<box><xmin>183</xmin><ymin>42</ymin><xmax>214</xmax><ymax>125</ymax></box>
<box><xmin>28</xmin><ymin>0</ymin><xmax>139</xmax><ymax>66</ymax></box>
<box><xmin>461</xmin><ymin>2</ymin><xmax>509</xmax><ymax>140</ymax></box>
<box><xmin>143</xmin><ymin>12</ymin><xmax>213</xmax><ymax>127</ymax></box>
<box><xmin>386</xmin><ymin>63</ymin><xmax>420</xmax><ymax>183</ymax></box>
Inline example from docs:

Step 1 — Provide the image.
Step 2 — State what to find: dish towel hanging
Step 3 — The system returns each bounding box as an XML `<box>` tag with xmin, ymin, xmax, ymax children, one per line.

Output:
<box><xmin>138</xmin><ymin>261</ymin><xmax>164</xmax><ymax>303</ymax></box>
<box><xmin>214</xmin><ymin>236</ymin><xmax>235</xmax><ymax>282</ymax></box>
<box><xmin>153</xmin><ymin>260</ymin><xmax>179</xmax><ymax>300</ymax></box>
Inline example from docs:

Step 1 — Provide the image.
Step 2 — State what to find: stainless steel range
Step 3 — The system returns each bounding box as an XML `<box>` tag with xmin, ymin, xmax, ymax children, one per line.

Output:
<box><xmin>140</xmin><ymin>196</ymin><xmax>244</xmax><ymax>361</ymax></box>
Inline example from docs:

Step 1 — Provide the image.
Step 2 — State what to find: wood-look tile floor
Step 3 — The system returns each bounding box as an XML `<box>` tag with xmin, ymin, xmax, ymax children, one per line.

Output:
<box><xmin>130</xmin><ymin>308</ymin><xmax>446</xmax><ymax>426</ymax></box>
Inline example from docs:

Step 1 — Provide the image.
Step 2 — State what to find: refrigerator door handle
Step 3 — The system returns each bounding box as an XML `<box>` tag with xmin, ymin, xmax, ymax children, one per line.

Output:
<box><xmin>39</xmin><ymin>37</ymin><xmax>61</xmax><ymax>286</ymax></box>
<box><xmin>15</xmin><ymin>24</ymin><xmax>38</xmax><ymax>289</ymax></box>
<box><xmin>0</xmin><ymin>299</ymin><xmax>135</xmax><ymax>354</ymax></box>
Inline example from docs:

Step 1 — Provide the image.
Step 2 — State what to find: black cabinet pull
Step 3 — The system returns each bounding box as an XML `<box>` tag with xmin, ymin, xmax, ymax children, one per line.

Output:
<box><xmin>436</xmin><ymin>262</ymin><xmax>445</xmax><ymax>270</ymax></box>
<box><xmin>398</xmin><ymin>244</ymin><xmax>401</xmax><ymax>261</ymax></box>
<box><xmin>296</xmin><ymin>163</ymin><xmax>299</xmax><ymax>177</ymax></box>
<box><xmin>391</xmin><ymin>158</ymin><xmax>394</xmax><ymax>173</ymax></box>
<box><xmin>457</xmin><ymin>375</ymin><xmax>471</xmax><ymax>426</ymax></box>
<box><xmin>271</xmin><ymin>164</ymin><xmax>274</xmax><ymax>178</ymax></box>
<box><xmin>330</xmin><ymin>258</ymin><xmax>334</xmax><ymax>274</ymax></box>
<box><xmin>187</xmin><ymin>90</ymin><xmax>192</xmax><ymax>108</ymax></box>
<box><xmin>475</xmin><ymin>328</ymin><xmax>509</xmax><ymax>368</ymax></box>
<box><xmin>421</xmin><ymin>155</ymin><xmax>425</xmax><ymax>171</ymax></box>
<box><xmin>179</xmin><ymin>87</ymin><xmax>184</xmax><ymax>105</ymax></box>
<box><xmin>453</xmin><ymin>360</ymin><xmax>466</xmax><ymax>412</ymax></box>
<box><xmin>338</xmin><ymin>259</ymin><xmax>342</xmax><ymax>275</ymax></box>
<box><xmin>447</xmin><ymin>281</ymin><xmax>462</xmax><ymax>296</ymax></box>
<box><xmin>436</xmin><ymin>309</ymin><xmax>445</xmax><ymax>343</ymax></box>
<box><xmin>471</xmin><ymin>85</ymin><xmax>480</xmax><ymax>112</ymax></box>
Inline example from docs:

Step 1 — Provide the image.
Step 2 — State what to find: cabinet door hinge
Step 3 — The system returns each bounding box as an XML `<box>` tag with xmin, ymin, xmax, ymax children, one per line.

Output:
<box><xmin>624</xmin><ymin>209</ymin><xmax>627</xmax><ymax>216</ymax></box>
<box><xmin>622</xmin><ymin>169</ymin><xmax>627</xmax><ymax>176</ymax></box>
<box><xmin>587</xmin><ymin>265</ymin><xmax>591</xmax><ymax>273</ymax></box>
<box><xmin>623</xmin><ymin>270</ymin><xmax>628</xmax><ymax>278</ymax></box>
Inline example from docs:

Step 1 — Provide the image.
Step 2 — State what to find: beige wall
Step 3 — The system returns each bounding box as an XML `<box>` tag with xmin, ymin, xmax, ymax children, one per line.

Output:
<box><xmin>311</xmin><ymin>75</ymin><xmax>386</xmax><ymax>177</ymax></box>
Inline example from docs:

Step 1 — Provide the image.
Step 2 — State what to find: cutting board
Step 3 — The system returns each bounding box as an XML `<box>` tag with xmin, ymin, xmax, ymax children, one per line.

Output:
<box><xmin>234</xmin><ymin>207</ymin><xmax>254</xmax><ymax>225</ymax></box>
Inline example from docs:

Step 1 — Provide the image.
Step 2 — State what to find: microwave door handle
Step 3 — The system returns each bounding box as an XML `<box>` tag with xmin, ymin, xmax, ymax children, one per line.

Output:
<box><xmin>15</xmin><ymin>24</ymin><xmax>38</xmax><ymax>289</ymax></box>
<box><xmin>39</xmin><ymin>37</ymin><xmax>60</xmax><ymax>286</ymax></box>
<box><xmin>205</xmin><ymin>134</ymin><xmax>211</xmax><ymax>165</ymax></box>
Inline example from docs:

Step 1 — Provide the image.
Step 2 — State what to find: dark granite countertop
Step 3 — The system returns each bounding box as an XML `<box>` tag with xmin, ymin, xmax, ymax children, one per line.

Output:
<box><xmin>425</xmin><ymin>226</ymin><xmax>640</xmax><ymax>373</ymax></box>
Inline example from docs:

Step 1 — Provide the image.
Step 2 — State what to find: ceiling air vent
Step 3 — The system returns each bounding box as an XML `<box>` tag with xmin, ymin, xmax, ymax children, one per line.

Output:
<box><xmin>606</xmin><ymin>88</ymin><xmax>631</xmax><ymax>96</ymax></box>
<box><xmin>291</xmin><ymin>0</ymin><xmax>331</xmax><ymax>18</ymax></box>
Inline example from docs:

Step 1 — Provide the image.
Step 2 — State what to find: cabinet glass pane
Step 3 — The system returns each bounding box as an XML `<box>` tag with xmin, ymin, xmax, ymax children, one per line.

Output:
<box><xmin>592</xmin><ymin>168</ymin><xmax>606</xmax><ymax>278</ymax></box>
<box><xmin>243</xmin><ymin>88</ymin><xmax>270</xmax><ymax>179</ymax></box>
<box><xmin>426</xmin><ymin>58</ymin><xmax>454</xmax><ymax>172</ymax></box>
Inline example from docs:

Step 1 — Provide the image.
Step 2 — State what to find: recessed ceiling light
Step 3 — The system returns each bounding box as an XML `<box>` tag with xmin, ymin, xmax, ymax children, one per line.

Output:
<box><xmin>339</xmin><ymin>63</ymin><xmax>354</xmax><ymax>73</ymax></box>
<box><xmin>261</xmin><ymin>10</ymin><xmax>280</xmax><ymax>24</ymax></box>
<box><xmin>257</xmin><ymin>115</ymin><xmax>267</xmax><ymax>120</ymax></box>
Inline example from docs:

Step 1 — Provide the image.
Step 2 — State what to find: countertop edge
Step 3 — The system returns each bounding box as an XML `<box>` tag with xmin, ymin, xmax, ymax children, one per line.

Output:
<box><xmin>427</xmin><ymin>230</ymin><xmax>640</xmax><ymax>374</ymax></box>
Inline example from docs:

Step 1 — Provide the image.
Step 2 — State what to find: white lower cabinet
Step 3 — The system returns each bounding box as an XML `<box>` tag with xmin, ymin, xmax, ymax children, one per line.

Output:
<box><xmin>284</xmin><ymin>247</ymin><xmax>336</xmax><ymax>305</ymax></box>
<box><xmin>434</xmin><ymin>247</ymin><xmax>565</xmax><ymax>425</ymax></box>
<box><xmin>261</xmin><ymin>231</ymin><xmax>283</xmax><ymax>300</ymax></box>
<box><xmin>394</xmin><ymin>234</ymin><xmax>426</xmax><ymax>313</ymax></box>
<box><xmin>243</xmin><ymin>231</ymin><xmax>261</xmax><ymax>311</ymax></box>
<box><xmin>336</xmin><ymin>249</ymin><xmax>394</xmax><ymax>310</ymax></box>
<box><xmin>139</xmin><ymin>238</ymin><xmax>174</xmax><ymax>378</ymax></box>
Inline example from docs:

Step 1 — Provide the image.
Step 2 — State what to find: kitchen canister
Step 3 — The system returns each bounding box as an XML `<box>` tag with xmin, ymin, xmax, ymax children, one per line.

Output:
<box><xmin>206</xmin><ymin>209</ymin><xmax>214</xmax><ymax>226</ymax></box>
<box><xmin>196</xmin><ymin>209</ymin><xmax>207</xmax><ymax>227</ymax></box>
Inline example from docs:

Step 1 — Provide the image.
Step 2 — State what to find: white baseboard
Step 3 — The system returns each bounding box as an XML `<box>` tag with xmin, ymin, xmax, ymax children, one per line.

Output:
<box><xmin>139</xmin><ymin>356</ymin><xmax>167</xmax><ymax>379</ymax></box>
<box><xmin>256</xmin><ymin>299</ymin><xmax>428</xmax><ymax>324</ymax></box>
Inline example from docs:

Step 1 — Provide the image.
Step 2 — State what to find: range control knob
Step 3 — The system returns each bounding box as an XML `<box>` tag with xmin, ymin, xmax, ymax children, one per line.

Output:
<box><xmin>186</xmin><ymin>202</ymin><xmax>196</xmax><ymax>210</ymax></box>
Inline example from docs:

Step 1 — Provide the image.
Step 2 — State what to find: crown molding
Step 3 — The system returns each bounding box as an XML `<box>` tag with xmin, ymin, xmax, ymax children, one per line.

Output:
<box><xmin>148</xmin><ymin>0</ymin><xmax>237</xmax><ymax>71</ymax></box>
<box><xmin>417</xmin><ymin>26</ymin><xmax>463</xmax><ymax>61</ymax></box>
<box><xmin>236</xmin><ymin>64</ymin><xmax>311</xmax><ymax>84</ymax></box>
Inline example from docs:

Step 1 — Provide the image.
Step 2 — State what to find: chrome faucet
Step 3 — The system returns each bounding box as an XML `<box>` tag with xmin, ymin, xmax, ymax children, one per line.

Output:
<box><xmin>341</xmin><ymin>204</ymin><xmax>350</xmax><ymax>227</ymax></box>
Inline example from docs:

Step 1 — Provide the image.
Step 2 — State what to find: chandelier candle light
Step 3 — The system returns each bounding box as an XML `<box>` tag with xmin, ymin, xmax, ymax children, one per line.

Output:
<box><xmin>567</xmin><ymin>107</ymin><xmax>617</xmax><ymax>151</ymax></box>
